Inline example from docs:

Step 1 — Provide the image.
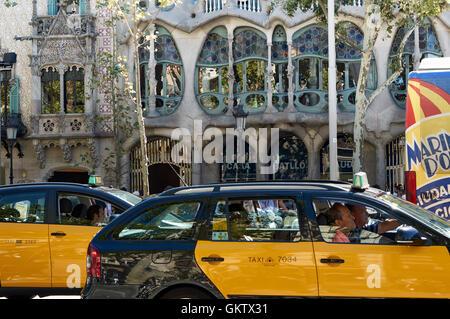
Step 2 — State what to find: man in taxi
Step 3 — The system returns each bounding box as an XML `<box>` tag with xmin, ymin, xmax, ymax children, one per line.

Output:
<box><xmin>347</xmin><ymin>204</ymin><xmax>402</xmax><ymax>235</ymax></box>
<box><xmin>325</xmin><ymin>203</ymin><xmax>356</xmax><ymax>243</ymax></box>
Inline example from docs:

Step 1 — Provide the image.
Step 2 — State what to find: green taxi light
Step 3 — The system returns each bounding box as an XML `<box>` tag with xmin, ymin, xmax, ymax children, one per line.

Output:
<box><xmin>88</xmin><ymin>175</ymin><xmax>103</xmax><ymax>186</ymax></box>
<box><xmin>352</xmin><ymin>172</ymin><xmax>369</xmax><ymax>190</ymax></box>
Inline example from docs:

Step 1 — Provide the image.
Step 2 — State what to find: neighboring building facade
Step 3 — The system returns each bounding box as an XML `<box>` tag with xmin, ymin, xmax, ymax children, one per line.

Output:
<box><xmin>0</xmin><ymin>0</ymin><xmax>448</xmax><ymax>193</ymax></box>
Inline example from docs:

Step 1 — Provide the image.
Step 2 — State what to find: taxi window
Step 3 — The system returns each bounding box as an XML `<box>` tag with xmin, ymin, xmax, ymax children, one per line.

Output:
<box><xmin>209</xmin><ymin>198</ymin><xmax>304</xmax><ymax>242</ymax></box>
<box><xmin>58</xmin><ymin>193</ymin><xmax>124</xmax><ymax>227</ymax></box>
<box><xmin>114</xmin><ymin>201</ymin><xmax>201</xmax><ymax>241</ymax></box>
<box><xmin>311</xmin><ymin>198</ymin><xmax>434</xmax><ymax>246</ymax></box>
<box><xmin>0</xmin><ymin>191</ymin><xmax>46</xmax><ymax>224</ymax></box>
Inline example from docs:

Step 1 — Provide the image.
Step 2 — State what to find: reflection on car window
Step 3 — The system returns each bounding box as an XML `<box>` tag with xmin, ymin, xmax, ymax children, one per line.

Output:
<box><xmin>209</xmin><ymin>198</ymin><xmax>304</xmax><ymax>242</ymax></box>
<box><xmin>375</xmin><ymin>193</ymin><xmax>450</xmax><ymax>237</ymax></box>
<box><xmin>116</xmin><ymin>201</ymin><xmax>201</xmax><ymax>240</ymax></box>
<box><xmin>0</xmin><ymin>192</ymin><xmax>46</xmax><ymax>224</ymax></box>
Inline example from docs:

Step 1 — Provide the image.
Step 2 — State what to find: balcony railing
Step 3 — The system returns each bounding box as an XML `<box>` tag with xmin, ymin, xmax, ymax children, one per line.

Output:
<box><xmin>35</xmin><ymin>14</ymin><xmax>94</xmax><ymax>36</ymax></box>
<box><xmin>203</xmin><ymin>0</ymin><xmax>363</xmax><ymax>14</ymax></box>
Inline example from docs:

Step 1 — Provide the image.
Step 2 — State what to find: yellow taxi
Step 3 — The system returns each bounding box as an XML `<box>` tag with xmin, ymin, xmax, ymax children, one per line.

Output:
<box><xmin>0</xmin><ymin>181</ymin><xmax>141</xmax><ymax>298</ymax></box>
<box><xmin>82</xmin><ymin>173</ymin><xmax>450</xmax><ymax>299</ymax></box>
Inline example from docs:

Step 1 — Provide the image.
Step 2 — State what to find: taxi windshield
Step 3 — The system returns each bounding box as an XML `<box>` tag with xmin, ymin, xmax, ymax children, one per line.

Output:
<box><xmin>99</xmin><ymin>188</ymin><xmax>143</xmax><ymax>206</ymax></box>
<box><xmin>374</xmin><ymin>192</ymin><xmax>450</xmax><ymax>237</ymax></box>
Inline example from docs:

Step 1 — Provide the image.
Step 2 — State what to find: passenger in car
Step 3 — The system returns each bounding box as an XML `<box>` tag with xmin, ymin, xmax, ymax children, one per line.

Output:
<box><xmin>324</xmin><ymin>203</ymin><xmax>356</xmax><ymax>243</ymax></box>
<box><xmin>347</xmin><ymin>204</ymin><xmax>399</xmax><ymax>244</ymax></box>
<box><xmin>87</xmin><ymin>204</ymin><xmax>106</xmax><ymax>226</ymax></box>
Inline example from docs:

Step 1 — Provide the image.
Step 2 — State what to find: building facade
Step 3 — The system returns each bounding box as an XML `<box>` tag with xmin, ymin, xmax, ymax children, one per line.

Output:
<box><xmin>0</xmin><ymin>0</ymin><xmax>448</xmax><ymax>193</ymax></box>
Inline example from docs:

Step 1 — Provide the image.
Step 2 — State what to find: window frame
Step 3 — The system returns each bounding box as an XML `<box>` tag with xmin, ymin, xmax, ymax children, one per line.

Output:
<box><xmin>41</xmin><ymin>67</ymin><xmax>61</xmax><ymax>114</ymax></box>
<box><xmin>111</xmin><ymin>199</ymin><xmax>205</xmax><ymax>242</ymax></box>
<box><xmin>306</xmin><ymin>194</ymin><xmax>444</xmax><ymax>246</ymax></box>
<box><xmin>205</xmin><ymin>195</ymin><xmax>309</xmax><ymax>243</ymax></box>
<box><xmin>64</xmin><ymin>66</ymin><xmax>85</xmax><ymax>114</ymax></box>
<box><xmin>0</xmin><ymin>190</ymin><xmax>49</xmax><ymax>224</ymax></box>
<box><xmin>387</xmin><ymin>20</ymin><xmax>443</xmax><ymax>109</ymax></box>
<box><xmin>56</xmin><ymin>191</ymin><xmax>125</xmax><ymax>227</ymax></box>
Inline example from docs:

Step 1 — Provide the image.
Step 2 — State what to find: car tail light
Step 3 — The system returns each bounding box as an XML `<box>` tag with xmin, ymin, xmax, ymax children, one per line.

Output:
<box><xmin>405</xmin><ymin>171</ymin><xmax>417</xmax><ymax>204</ymax></box>
<box><xmin>87</xmin><ymin>244</ymin><xmax>101</xmax><ymax>278</ymax></box>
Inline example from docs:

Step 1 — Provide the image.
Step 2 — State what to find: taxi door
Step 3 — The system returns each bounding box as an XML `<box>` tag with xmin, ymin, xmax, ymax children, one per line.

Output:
<box><xmin>48</xmin><ymin>191</ymin><xmax>104</xmax><ymax>289</ymax></box>
<box><xmin>309</xmin><ymin>196</ymin><xmax>450</xmax><ymax>298</ymax></box>
<box><xmin>195</xmin><ymin>196</ymin><xmax>318</xmax><ymax>298</ymax></box>
<box><xmin>0</xmin><ymin>190</ymin><xmax>51</xmax><ymax>287</ymax></box>
<box><xmin>48</xmin><ymin>224</ymin><xmax>101</xmax><ymax>288</ymax></box>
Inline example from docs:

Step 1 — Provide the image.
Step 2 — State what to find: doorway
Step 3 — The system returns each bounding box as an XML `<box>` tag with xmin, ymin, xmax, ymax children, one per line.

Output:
<box><xmin>148</xmin><ymin>163</ymin><xmax>181</xmax><ymax>194</ymax></box>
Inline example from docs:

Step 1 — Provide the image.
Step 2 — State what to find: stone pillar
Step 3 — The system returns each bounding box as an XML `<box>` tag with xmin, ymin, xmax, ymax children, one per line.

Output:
<box><xmin>56</xmin><ymin>63</ymin><xmax>68</xmax><ymax>114</ymax></box>
<box><xmin>226</xmin><ymin>31</ymin><xmax>234</xmax><ymax>116</ymax></box>
<box><xmin>286</xmin><ymin>42</ymin><xmax>296</xmax><ymax>113</ymax></box>
<box><xmin>265</xmin><ymin>42</ymin><xmax>276</xmax><ymax>113</ymax></box>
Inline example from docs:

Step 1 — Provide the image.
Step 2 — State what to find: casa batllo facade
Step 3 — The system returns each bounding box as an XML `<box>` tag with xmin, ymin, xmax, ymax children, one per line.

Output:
<box><xmin>0</xmin><ymin>0</ymin><xmax>448</xmax><ymax>194</ymax></box>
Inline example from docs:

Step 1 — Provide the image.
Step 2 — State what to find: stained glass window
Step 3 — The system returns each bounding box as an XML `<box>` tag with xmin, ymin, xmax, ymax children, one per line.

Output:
<box><xmin>139</xmin><ymin>25</ymin><xmax>184</xmax><ymax>115</ymax></box>
<box><xmin>196</xmin><ymin>26</ymin><xmax>229</xmax><ymax>114</ymax></box>
<box><xmin>233</xmin><ymin>27</ymin><xmax>268</xmax><ymax>113</ymax></box>
<box><xmin>292</xmin><ymin>23</ymin><xmax>375</xmax><ymax>112</ymax></box>
<box><xmin>271</xmin><ymin>25</ymin><xmax>289</xmax><ymax>112</ymax></box>
<box><xmin>388</xmin><ymin>19</ymin><xmax>442</xmax><ymax>108</ymax></box>
<box><xmin>271</xmin><ymin>135</ymin><xmax>308</xmax><ymax>181</ymax></box>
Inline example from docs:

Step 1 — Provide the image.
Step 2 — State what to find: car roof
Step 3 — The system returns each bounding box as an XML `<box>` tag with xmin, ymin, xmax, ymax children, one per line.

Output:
<box><xmin>0</xmin><ymin>182</ymin><xmax>92</xmax><ymax>189</ymax></box>
<box><xmin>0</xmin><ymin>182</ymin><xmax>132</xmax><ymax>207</ymax></box>
<box><xmin>158</xmin><ymin>181</ymin><xmax>353</xmax><ymax>197</ymax></box>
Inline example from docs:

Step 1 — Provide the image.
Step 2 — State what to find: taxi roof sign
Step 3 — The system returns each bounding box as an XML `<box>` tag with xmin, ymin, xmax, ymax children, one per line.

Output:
<box><xmin>88</xmin><ymin>175</ymin><xmax>103</xmax><ymax>186</ymax></box>
<box><xmin>352</xmin><ymin>172</ymin><xmax>369</xmax><ymax>191</ymax></box>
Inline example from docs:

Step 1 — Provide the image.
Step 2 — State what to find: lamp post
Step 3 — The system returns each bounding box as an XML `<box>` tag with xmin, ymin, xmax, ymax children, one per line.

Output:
<box><xmin>232</xmin><ymin>103</ymin><xmax>248</xmax><ymax>167</ymax></box>
<box><xmin>232</xmin><ymin>104</ymin><xmax>248</xmax><ymax>132</ymax></box>
<box><xmin>6</xmin><ymin>124</ymin><xmax>17</xmax><ymax>184</ymax></box>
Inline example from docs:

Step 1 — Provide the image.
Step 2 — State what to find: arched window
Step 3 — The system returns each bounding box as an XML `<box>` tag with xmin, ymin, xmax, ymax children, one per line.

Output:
<box><xmin>41</xmin><ymin>67</ymin><xmax>60</xmax><ymax>114</ymax></box>
<box><xmin>292</xmin><ymin>22</ymin><xmax>376</xmax><ymax>112</ymax></box>
<box><xmin>388</xmin><ymin>19</ymin><xmax>442</xmax><ymax>108</ymax></box>
<box><xmin>220</xmin><ymin>136</ymin><xmax>256</xmax><ymax>182</ymax></box>
<box><xmin>64</xmin><ymin>66</ymin><xmax>84</xmax><ymax>113</ymax></box>
<box><xmin>271</xmin><ymin>134</ymin><xmax>308</xmax><ymax>181</ymax></box>
<box><xmin>271</xmin><ymin>25</ymin><xmax>289</xmax><ymax>112</ymax></box>
<box><xmin>320</xmin><ymin>133</ymin><xmax>354</xmax><ymax>181</ymax></box>
<box><xmin>140</xmin><ymin>25</ymin><xmax>184</xmax><ymax>115</ymax></box>
<box><xmin>196</xmin><ymin>26</ymin><xmax>229</xmax><ymax>114</ymax></box>
<box><xmin>233</xmin><ymin>27</ymin><xmax>268</xmax><ymax>114</ymax></box>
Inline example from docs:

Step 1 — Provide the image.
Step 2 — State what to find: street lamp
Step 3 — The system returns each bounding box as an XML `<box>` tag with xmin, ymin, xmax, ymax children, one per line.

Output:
<box><xmin>232</xmin><ymin>104</ymin><xmax>248</xmax><ymax>132</ymax></box>
<box><xmin>6</xmin><ymin>123</ymin><xmax>17</xmax><ymax>184</ymax></box>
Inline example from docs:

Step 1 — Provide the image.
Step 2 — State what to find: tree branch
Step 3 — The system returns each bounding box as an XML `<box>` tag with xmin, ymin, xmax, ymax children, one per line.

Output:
<box><xmin>366</xmin><ymin>23</ymin><xmax>417</xmax><ymax>106</ymax></box>
<box><xmin>316</xmin><ymin>0</ymin><xmax>364</xmax><ymax>54</ymax></box>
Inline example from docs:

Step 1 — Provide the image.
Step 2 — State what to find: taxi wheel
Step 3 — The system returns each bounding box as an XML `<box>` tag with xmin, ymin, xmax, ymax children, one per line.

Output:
<box><xmin>159</xmin><ymin>287</ymin><xmax>213</xmax><ymax>299</ymax></box>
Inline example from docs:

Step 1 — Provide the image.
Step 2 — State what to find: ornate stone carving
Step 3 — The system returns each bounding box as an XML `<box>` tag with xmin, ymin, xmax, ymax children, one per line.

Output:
<box><xmin>32</xmin><ymin>140</ymin><xmax>46</xmax><ymax>169</ymax></box>
<box><xmin>87</xmin><ymin>138</ymin><xmax>99</xmax><ymax>169</ymax></box>
<box><xmin>60</xmin><ymin>139</ymin><xmax>72</xmax><ymax>162</ymax></box>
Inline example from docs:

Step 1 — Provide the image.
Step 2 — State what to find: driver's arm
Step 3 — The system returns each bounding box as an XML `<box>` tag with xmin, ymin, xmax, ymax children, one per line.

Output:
<box><xmin>378</xmin><ymin>219</ymin><xmax>402</xmax><ymax>234</ymax></box>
